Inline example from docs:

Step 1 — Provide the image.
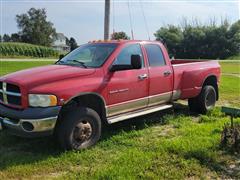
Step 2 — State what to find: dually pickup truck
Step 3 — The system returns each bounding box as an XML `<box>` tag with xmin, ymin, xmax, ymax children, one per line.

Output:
<box><xmin>0</xmin><ymin>40</ymin><xmax>221</xmax><ymax>150</ymax></box>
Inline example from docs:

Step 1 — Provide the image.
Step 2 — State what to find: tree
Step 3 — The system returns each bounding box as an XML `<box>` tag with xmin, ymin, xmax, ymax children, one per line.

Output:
<box><xmin>69</xmin><ymin>37</ymin><xmax>78</xmax><ymax>51</ymax></box>
<box><xmin>154</xmin><ymin>25</ymin><xmax>183</xmax><ymax>58</ymax></box>
<box><xmin>3</xmin><ymin>34</ymin><xmax>11</xmax><ymax>42</ymax></box>
<box><xmin>111</xmin><ymin>31</ymin><xmax>130</xmax><ymax>40</ymax></box>
<box><xmin>203</xmin><ymin>22</ymin><xmax>230</xmax><ymax>59</ymax></box>
<box><xmin>227</xmin><ymin>20</ymin><xmax>240</xmax><ymax>57</ymax></box>
<box><xmin>11</xmin><ymin>33</ymin><xmax>21</xmax><ymax>42</ymax></box>
<box><xmin>0</xmin><ymin>35</ymin><xmax>2</xmax><ymax>42</ymax></box>
<box><xmin>181</xmin><ymin>26</ymin><xmax>206</xmax><ymax>59</ymax></box>
<box><xmin>66</xmin><ymin>37</ymin><xmax>70</xmax><ymax>46</ymax></box>
<box><xmin>154</xmin><ymin>19</ymin><xmax>240</xmax><ymax>59</ymax></box>
<box><xmin>16</xmin><ymin>8</ymin><xmax>56</xmax><ymax>46</ymax></box>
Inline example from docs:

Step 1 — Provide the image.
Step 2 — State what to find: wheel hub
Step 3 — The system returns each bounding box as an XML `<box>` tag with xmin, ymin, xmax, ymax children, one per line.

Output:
<box><xmin>73</xmin><ymin>121</ymin><xmax>92</xmax><ymax>143</ymax></box>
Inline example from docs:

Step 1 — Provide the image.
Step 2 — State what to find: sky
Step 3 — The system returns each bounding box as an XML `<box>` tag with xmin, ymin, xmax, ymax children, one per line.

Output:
<box><xmin>0</xmin><ymin>0</ymin><xmax>240</xmax><ymax>44</ymax></box>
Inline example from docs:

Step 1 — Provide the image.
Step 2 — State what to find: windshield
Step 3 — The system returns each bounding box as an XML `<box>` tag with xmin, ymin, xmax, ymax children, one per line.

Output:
<box><xmin>57</xmin><ymin>43</ymin><xmax>118</xmax><ymax>68</ymax></box>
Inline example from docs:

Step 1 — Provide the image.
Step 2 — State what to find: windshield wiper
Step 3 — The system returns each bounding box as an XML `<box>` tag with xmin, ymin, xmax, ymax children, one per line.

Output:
<box><xmin>58</xmin><ymin>60</ymin><xmax>88</xmax><ymax>68</ymax></box>
<box><xmin>70</xmin><ymin>60</ymin><xmax>88</xmax><ymax>68</ymax></box>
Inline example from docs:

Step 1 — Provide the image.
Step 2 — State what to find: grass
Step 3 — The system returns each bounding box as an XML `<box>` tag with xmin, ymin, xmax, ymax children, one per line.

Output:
<box><xmin>0</xmin><ymin>108</ymin><xmax>239</xmax><ymax>179</ymax></box>
<box><xmin>0</xmin><ymin>61</ymin><xmax>53</xmax><ymax>76</ymax></box>
<box><xmin>219</xmin><ymin>75</ymin><xmax>240</xmax><ymax>107</ymax></box>
<box><xmin>0</xmin><ymin>60</ymin><xmax>239</xmax><ymax>179</ymax></box>
<box><xmin>220</xmin><ymin>61</ymin><xmax>240</xmax><ymax>74</ymax></box>
<box><xmin>227</xmin><ymin>54</ymin><xmax>240</xmax><ymax>60</ymax></box>
<box><xmin>218</xmin><ymin>61</ymin><xmax>240</xmax><ymax>107</ymax></box>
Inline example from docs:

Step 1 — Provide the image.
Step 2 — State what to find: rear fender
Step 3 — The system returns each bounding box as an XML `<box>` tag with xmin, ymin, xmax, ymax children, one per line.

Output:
<box><xmin>180</xmin><ymin>70</ymin><xmax>218</xmax><ymax>99</ymax></box>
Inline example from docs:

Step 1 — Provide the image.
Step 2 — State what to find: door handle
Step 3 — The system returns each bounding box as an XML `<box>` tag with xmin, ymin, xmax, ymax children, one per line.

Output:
<box><xmin>138</xmin><ymin>74</ymin><xmax>148</xmax><ymax>80</ymax></box>
<box><xmin>163</xmin><ymin>71</ymin><xmax>172</xmax><ymax>77</ymax></box>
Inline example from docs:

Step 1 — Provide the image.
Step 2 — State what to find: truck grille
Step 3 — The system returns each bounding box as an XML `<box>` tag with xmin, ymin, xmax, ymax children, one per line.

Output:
<box><xmin>0</xmin><ymin>82</ymin><xmax>22</xmax><ymax>106</ymax></box>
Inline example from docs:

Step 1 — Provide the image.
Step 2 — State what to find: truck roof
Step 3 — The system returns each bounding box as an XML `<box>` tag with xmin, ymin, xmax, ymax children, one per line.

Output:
<box><xmin>88</xmin><ymin>40</ymin><xmax>160</xmax><ymax>45</ymax></box>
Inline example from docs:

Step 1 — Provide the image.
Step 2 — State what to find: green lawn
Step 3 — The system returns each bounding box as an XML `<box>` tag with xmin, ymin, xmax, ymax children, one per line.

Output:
<box><xmin>0</xmin><ymin>60</ymin><xmax>239</xmax><ymax>179</ymax></box>
<box><xmin>220</xmin><ymin>62</ymin><xmax>240</xmax><ymax>74</ymax></box>
<box><xmin>0</xmin><ymin>61</ymin><xmax>54</xmax><ymax>76</ymax></box>
<box><xmin>219</xmin><ymin>61</ymin><xmax>240</xmax><ymax>107</ymax></box>
<box><xmin>219</xmin><ymin>75</ymin><xmax>240</xmax><ymax>107</ymax></box>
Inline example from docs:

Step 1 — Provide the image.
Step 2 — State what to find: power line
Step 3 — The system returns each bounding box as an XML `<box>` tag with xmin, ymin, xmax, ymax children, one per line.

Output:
<box><xmin>139</xmin><ymin>0</ymin><xmax>150</xmax><ymax>40</ymax></box>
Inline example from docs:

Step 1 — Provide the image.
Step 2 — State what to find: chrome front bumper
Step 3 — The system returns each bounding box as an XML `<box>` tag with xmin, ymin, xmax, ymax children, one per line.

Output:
<box><xmin>0</xmin><ymin>116</ymin><xmax>57</xmax><ymax>133</ymax></box>
<box><xmin>0</xmin><ymin>105</ymin><xmax>61</xmax><ymax>137</ymax></box>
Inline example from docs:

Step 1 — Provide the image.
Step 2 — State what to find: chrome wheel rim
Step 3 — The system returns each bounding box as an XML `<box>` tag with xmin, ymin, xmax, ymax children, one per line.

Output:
<box><xmin>73</xmin><ymin>120</ymin><xmax>93</xmax><ymax>145</ymax></box>
<box><xmin>205</xmin><ymin>89</ymin><xmax>216</xmax><ymax>108</ymax></box>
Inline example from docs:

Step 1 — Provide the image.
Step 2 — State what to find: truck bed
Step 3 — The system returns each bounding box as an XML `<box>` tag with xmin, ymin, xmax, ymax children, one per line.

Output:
<box><xmin>171</xmin><ymin>59</ymin><xmax>215</xmax><ymax>65</ymax></box>
<box><xmin>171</xmin><ymin>59</ymin><xmax>220</xmax><ymax>100</ymax></box>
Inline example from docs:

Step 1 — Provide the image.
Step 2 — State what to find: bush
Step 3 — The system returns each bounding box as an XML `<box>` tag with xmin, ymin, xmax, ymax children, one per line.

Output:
<box><xmin>0</xmin><ymin>42</ymin><xmax>59</xmax><ymax>58</ymax></box>
<box><xmin>221</xmin><ymin>123</ymin><xmax>240</xmax><ymax>153</ymax></box>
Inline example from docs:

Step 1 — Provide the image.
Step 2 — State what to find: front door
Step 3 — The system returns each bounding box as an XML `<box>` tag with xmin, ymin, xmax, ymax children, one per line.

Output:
<box><xmin>106</xmin><ymin>44</ymin><xmax>148</xmax><ymax>117</ymax></box>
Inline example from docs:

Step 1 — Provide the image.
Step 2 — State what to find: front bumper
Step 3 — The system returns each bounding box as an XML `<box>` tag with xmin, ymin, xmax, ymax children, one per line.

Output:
<box><xmin>0</xmin><ymin>104</ymin><xmax>61</xmax><ymax>137</ymax></box>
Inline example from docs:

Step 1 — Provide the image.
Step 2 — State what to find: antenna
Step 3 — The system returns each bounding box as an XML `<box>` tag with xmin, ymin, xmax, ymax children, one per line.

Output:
<box><xmin>127</xmin><ymin>0</ymin><xmax>134</xmax><ymax>40</ymax></box>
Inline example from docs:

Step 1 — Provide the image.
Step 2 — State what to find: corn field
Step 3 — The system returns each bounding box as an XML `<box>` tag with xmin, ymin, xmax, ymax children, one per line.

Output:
<box><xmin>0</xmin><ymin>42</ymin><xmax>59</xmax><ymax>58</ymax></box>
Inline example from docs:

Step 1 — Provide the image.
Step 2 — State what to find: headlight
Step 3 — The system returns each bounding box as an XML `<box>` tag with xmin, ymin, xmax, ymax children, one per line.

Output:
<box><xmin>28</xmin><ymin>94</ymin><xmax>57</xmax><ymax>107</ymax></box>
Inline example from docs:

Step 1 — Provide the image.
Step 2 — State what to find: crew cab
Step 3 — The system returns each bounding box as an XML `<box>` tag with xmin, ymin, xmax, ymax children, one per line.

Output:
<box><xmin>0</xmin><ymin>40</ymin><xmax>221</xmax><ymax>150</ymax></box>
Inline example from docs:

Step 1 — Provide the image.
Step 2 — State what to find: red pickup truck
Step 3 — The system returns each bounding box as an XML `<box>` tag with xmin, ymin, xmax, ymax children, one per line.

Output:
<box><xmin>0</xmin><ymin>40</ymin><xmax>220</xmax><ymax>150</ymax></box>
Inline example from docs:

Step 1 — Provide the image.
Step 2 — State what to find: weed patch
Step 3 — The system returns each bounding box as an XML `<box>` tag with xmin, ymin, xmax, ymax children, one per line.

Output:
<box><xmin>221</xmin><ymin>123</ymin><xmax>240</xmax><ymax>153</ymax></box>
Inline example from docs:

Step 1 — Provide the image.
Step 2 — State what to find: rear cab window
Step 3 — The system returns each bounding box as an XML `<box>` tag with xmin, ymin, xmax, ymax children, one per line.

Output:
<box><xmin>144</xmin><ymin>44</ymin><xmax>166</xmax><ymax>67</ymax></box>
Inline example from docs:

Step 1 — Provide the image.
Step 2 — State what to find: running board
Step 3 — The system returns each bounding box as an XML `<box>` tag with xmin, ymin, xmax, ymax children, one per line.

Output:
<box><xmin>107</xmin><ymin>104</ymin><xmax>173</xmax><ymax>124</ymax></box>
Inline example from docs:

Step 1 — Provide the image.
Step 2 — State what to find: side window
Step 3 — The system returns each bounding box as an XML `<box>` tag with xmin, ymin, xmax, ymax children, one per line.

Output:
<box><xmin>144</xmin><ymin>44</ymin><xmax>166</xmax><ymax>67</ymax></box>
<box><xmin>113</xmin><ymin>44</ymin><xmax>144</xmax><ymax>67</ymax></box>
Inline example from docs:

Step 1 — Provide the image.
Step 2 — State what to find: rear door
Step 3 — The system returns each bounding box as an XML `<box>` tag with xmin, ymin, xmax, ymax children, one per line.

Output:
<box><xmin>106</xmin><ymin>44</ymin><xmax>149</xmax><ymax>116</ymax></box>
<box><xmin>143</xmin><ymin>44</ymin><xmax>173</xmax><ymax>106</ymax></box>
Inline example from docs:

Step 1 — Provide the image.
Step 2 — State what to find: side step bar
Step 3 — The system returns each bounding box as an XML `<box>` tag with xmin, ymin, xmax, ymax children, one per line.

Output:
<box><xmin>107</xmin><ymin>104</ymin><xmax>173</xmax><ymax>124</ymax></box>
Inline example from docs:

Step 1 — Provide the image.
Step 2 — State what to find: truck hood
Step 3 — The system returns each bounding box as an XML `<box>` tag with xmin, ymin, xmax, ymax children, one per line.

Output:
<box><xmin>0</xmin><ymin>65</ymin><xmax>96</xmax><ymax>87</ymax></box>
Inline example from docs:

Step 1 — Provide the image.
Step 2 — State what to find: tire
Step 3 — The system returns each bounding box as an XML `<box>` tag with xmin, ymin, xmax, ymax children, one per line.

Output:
<box><xmin>56</xmin><ymin>106</ymin><xmax>101</xmax><ymax>150</ymax></box>
<box><xmin>188</xmin><ymin>98</ymin><xmax>198</xmax><ymax>112</ymax></box>
<box><xmin>188</xmin><ymin>85</ymin><xmax>216</xmax><ymax>114</ymax></box>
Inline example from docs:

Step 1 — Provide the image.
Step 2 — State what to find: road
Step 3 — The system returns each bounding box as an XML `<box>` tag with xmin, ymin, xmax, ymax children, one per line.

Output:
<box><xmin>0</xmin><ymin>58</ymin><xmax>57</xmax><ymax>62</ymax></box>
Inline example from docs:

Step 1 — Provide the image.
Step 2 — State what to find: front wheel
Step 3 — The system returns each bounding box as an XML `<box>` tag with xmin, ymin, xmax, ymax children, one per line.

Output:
<box><xmin>56</xmin><ymin>107</ymin><xmax>102</xmax><ymax>150</ymax></box>
<box><xmin>188</xmin><ymin>85</ymin><xmax>216</xmax><ymax>114</ymax></box>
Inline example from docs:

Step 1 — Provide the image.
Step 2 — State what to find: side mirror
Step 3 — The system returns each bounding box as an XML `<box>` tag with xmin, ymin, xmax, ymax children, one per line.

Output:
<box><xmin>109</xmin><ymin>54</ymin><xmax>142</xmax><ymax>72</ymax></box>
<box><xmin>131</xmin><ymin>55</ymin><xmax>142</xmax><ymax>69</ymax></box>
<box><xmin>109</xmin><ymin>64</ymin><xmax>132</xmax><ymax>72</ymax></box>
<box><xmin>59</xmin><ymin>54</ymin><xmax>65</xmax><ymax>60</ymax></box>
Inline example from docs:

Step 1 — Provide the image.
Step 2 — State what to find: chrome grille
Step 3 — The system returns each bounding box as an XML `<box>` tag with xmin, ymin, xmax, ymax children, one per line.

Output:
<box><xmin>0</xmin><ymin>82</ymin><xmax>22</xmax><ymax>106</ymax></box>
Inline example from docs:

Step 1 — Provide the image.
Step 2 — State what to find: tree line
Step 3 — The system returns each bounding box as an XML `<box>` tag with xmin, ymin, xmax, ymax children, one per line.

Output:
<box><xmin>111</xmin><ymin>19</ymin><xmax>240</xmax><ymax>59</ymax></box>
<box><xmin>154</xmin><ymin>19</ymin><xmax>240</xmax><ymax>59</ymax></box>
<box><xmin>0</xmin><ymin>8</ymin><xmax>78</xmax><ymax>51</ymax></box>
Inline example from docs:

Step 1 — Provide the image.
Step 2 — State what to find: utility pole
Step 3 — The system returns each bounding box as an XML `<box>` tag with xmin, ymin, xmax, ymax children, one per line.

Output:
<box><xmin>104</xmin><ymin>0</ymin><xmax>110</xmax><ymax>40</ymax></box>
